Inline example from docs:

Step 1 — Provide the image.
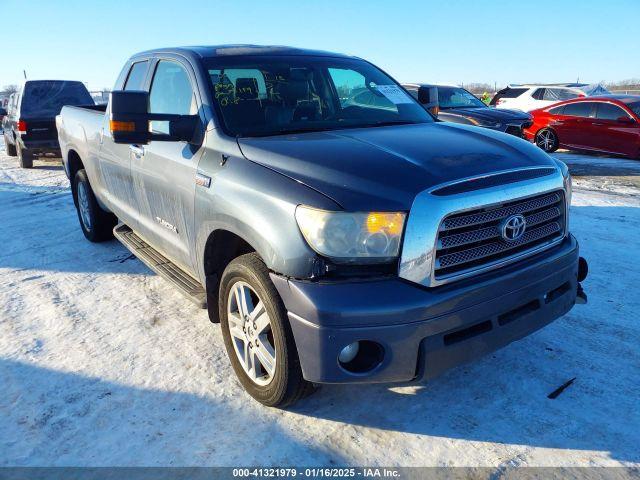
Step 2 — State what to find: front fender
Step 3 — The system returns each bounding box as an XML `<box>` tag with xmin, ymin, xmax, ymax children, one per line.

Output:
<box><xmin>194</xmin><ymin>151</ymin><xmax>340</xmax><ymax>283</ymax></box>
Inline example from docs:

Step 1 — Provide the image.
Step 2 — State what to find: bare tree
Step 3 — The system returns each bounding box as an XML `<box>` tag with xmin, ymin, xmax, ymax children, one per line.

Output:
<box><xmin>1</xmin><ymin>84</ymin><xmax>19</xmax><ymax>96</ymax></box>
<box><xmin>462</xmin><ymin>83</ymin><xmax>494</xmax><ymax>95</ymax></box>
<box><xmin>606</xmin><ymin>78</ymin><xmax>640</xmax><ymax>92</ymax></box>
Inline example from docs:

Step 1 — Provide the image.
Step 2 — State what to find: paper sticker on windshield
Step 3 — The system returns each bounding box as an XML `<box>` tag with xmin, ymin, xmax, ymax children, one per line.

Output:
<box><xmin>375</xmin><ymin>85</ymin><xmax>413</xmax><ymax>104</ymax></box>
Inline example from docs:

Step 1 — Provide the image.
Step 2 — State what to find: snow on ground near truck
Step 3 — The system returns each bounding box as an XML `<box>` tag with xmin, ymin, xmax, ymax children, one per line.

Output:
<box><xmin>0</xmin><ymin>138</ymin><xmax>638</xmax><ymax>468</ymax></box>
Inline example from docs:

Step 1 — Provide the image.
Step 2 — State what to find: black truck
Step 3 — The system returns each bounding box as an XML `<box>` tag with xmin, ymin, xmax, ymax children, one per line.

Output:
<box><xmin>404</xmin><ymin>84</ymin><xmax>533</xmax><ymax>137</ymax></box>
<box><xmin>3</xmin><ymin>80</ymin><xmax>94</xmax><ymax>168</ymax></box>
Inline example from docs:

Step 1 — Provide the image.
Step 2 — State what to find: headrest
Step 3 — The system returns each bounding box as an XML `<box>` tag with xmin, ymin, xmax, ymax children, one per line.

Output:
<box><xmin>278</xmin><ymin>79</ymin><xmax>309</xmax><ymax>105</ymax></box>
<box><xmin>235</xmin><ymin>78</ymin><xmax>259</xmax><ymax>100</ymax></box>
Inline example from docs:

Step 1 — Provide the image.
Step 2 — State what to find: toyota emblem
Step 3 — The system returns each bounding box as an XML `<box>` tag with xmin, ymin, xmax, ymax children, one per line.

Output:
<box><xmin>501</xmin><ymin>214</ymin><xmax>527</xmax><ymax>241</ymax></box>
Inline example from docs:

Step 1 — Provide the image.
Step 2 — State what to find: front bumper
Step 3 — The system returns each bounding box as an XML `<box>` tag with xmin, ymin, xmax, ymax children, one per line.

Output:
<box><xmin>271</xmin><ymin>235</ymin><xmax>580</xmax><ymax>384</ymax></box>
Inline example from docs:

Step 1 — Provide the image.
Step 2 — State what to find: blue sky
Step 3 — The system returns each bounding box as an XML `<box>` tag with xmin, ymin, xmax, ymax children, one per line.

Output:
<box><xmin>2</xmin><ymin>0</ymin><xmax>638</xmax><ymax>90</ymax></box>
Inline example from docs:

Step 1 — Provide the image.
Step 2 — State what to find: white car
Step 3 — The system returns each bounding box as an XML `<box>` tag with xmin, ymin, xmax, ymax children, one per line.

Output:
<box><xmin>491</xmin><ymin>83</ymin><xmax>609</xmax><ymax>112</ymax></box>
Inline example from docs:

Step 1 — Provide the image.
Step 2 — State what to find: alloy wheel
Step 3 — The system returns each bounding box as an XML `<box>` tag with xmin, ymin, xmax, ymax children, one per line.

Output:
<box><xmin>227</xmin><ymin>281</ymin><xmax>276</xmax><ymax>386</ymax></box>
<box><xmin>77</xmin><ymin>182</ymin><xmax>92</xmax><ymax>231</ymax></box>
<box><xmin>536</xmin><ymin>129</ymin><xmax>556</xmax><ymax>152</ymax></box>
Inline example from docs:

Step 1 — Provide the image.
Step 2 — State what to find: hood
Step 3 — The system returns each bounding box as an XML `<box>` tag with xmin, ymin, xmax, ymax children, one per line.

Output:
<box><xmin>238</xmin><ymin>122</ymin><xmax>556</xmax><ymax>211</ymax></box>
<box><xmin>440</xmin><ymin>106</ymin><xmax>531</xmax><ymax>122</ymax></box>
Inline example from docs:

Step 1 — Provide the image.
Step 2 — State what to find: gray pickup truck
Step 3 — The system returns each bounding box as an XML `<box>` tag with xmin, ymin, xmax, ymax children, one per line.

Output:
<box><xmin>57</xmin><ymin>45</ymin><xmax>587</xmax><ymax>407</ymax></box>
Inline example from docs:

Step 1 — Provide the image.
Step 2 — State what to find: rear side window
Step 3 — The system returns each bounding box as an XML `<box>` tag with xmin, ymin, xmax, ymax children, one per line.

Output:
<box><xmin>532</xmin><ymin>88</ymin><xmax>545</xmax><ymax>100</ymax></box>
<box><xmin>545</xmin><ymin>88</ymin><xmax>580</xmax><ymax>101</ymax></box>
<box><xmin>149</xmin><ymin>60</ymin><xmax>196</xmax><ymax>134</ymax></box>
<box><xmin>596</xmin><ymin>102</ymin><xmax>628</xmax><ymax>120</ymax></box>
<box><xmin>548</xmin><ymin>105</ymin><xmax>565</xmax><ymax>115</ymax></box>
<box><xmin>124</xmin><ymin>61</ymin><xmax>149</xmax><ymax>91</ymax></box>
<box><xmin>490</xmin><ymin>87</ymin><xmax>527</xmax><ymax>105</ymax></box>
<box><xmin>21</xmin><ymin>81</ymin><xmax>94</xmax><ymax>117</ymax></box>
<box><xmin>563</xmin><ymin>102</ymin><xmax>595</xmax><ymax>117</ymax></box>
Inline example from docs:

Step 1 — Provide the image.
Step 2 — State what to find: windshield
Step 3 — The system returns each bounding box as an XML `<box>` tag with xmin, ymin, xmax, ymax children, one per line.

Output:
<box><xmin>437</xmin><ymin>86</ymin><xmax>486</xmax><ymax>109</ymax></box>
<box><xmin>205</xmin><ymin>56</ymin><xmax>433</xmax><ymax>137</ymax></box>
<box><xmin>21</xmin><ymin>81</ymin><xmax>94</xmax><ymax>117</ymax></box>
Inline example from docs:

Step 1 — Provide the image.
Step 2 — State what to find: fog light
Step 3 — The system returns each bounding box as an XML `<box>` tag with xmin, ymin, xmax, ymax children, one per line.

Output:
<box><xmin>338</xmin><ymin>342</ymin><xmax>360</xmax><ymax>364</ymax></box>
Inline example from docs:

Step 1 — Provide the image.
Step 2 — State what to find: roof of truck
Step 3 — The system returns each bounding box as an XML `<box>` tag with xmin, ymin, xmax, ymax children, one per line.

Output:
<box><xmin>136</xmin><ymin>45</ymin><xmax>353</xmax><ymax>59</ymax></box>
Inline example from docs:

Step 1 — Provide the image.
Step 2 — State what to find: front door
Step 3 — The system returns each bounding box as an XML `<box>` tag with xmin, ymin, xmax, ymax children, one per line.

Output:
<box><xmin>131</xmin><ymin>59</ymin><xmax>204</xmax><ymax>274</ymax></box>
<box><xmin>555</xmin><ymin>101</ymin><xmax>596</xmax><ymax>149</ymax></box>
<box><xmin>591</xmin><ymin>102</ymin><xmax>639</xmax><ymax>156</ymax></box>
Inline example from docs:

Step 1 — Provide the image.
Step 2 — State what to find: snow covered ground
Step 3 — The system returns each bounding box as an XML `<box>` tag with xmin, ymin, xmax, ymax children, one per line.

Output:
<box><xmin>1</xmin><ymin>140</ymin><xmax>638</xmax><ymax>468</ymax></box>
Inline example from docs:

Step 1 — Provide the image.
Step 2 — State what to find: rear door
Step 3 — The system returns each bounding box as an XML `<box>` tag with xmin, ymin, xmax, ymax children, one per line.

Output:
<box><xmin>532</xmin><ymin>87</ymin><xmax>581</xmax><ymax>111</ymax></box>
<box><xmin>130</xmin><ymin>58</ymin><xmax>204</xmax><ymax>273</ymax></box>
<box><xmin>592</xmin><ymin>102</ymin><xmax>638</xmax><ymax>156</ymax></box>
<box><xmin>97</xmin><ymin>59</ymin><xmax>151</xmax><ymax>227</ymax></box>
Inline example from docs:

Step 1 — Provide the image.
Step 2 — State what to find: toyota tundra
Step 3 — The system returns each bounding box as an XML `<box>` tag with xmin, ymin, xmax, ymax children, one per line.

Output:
<box><xmin>56</xmin><ymin>45</ymin><xmax>587</xmax><ymax>407</ymax></box>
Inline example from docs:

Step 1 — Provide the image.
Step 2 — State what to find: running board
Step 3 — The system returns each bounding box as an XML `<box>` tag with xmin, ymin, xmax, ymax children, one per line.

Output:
<box><xmin>113</xmin><ymin>224</ymin><xmax>207</xmax><ymax>308</ymax></box>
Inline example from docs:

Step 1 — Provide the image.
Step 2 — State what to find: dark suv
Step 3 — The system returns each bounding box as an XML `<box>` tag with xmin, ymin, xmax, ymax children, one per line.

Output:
<box><xmin>2</xmin><ymin>80</ymin><xmax>94</xmax><ymax>168</ymax></box>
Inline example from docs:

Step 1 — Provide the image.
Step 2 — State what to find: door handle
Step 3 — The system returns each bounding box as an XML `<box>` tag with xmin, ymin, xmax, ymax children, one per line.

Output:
<box><xmin>592</xmin><ymin>122</ymin><xmax>604</xmax><ymax>126</ymax></box>
<box><xmin>129</xmin><ymin>144</ymin><xmax>145</xmax><ymax>159</ymax></box>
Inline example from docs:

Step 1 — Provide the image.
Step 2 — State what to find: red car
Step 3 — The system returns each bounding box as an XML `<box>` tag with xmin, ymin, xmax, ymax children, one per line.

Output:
<box><xmin>524</xmin><ymin>95</ymin><xmax>640</xmax><ymax>158</ymax></box>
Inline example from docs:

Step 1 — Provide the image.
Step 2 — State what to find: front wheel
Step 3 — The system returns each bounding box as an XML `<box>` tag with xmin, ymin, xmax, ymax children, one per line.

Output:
<box><xmin>73</xmin><ymin>169</ymin><xmax>117</xmax><ymax>242</ymax></box>
<box><xmin>219</xmin><ymin>253</ymin><xmax>315</xmax><ymax>407</ymax></box>
<box><xmin>535</xmin><ymin>128</ymin><xmax>559</xmax><ymax>153</ymax></box>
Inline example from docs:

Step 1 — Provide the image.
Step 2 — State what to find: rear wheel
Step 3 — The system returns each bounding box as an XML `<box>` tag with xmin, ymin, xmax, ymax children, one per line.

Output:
<box><xmin>4</xmin><ymin>134</ymin><xmax>17</xmax><ymax>156</ymax></box>
<box><xmin>73</xmin><ymin>169</ymin><xmax>117</xmax><ymax>242</ymax></box>
<box><xmin>219</xmin><ymin>253</ymin><xmax>315</xmax><ymax>407</ymax></box>
<box><xmin>16</xmin><ymin>142</ymin><xmax>33</xmax><ymax>168</ymax></box>
<box><xmin>535</xmin><ymin>128</ymin><xmax>559</xmax><ymax>153</ymax></box>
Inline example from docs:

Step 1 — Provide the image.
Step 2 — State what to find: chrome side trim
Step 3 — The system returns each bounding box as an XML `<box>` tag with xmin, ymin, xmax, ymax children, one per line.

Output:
<box><xmin>399</xmin><ymin>168</ymin><xmax>565</xmax><ymax>287</ymax></box>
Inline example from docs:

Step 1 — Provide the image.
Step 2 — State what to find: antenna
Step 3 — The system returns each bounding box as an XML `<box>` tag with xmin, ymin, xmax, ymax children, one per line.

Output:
<box><xmin>23</xmin><ymin>70</ymin><xmax>27</xmax><ymax>80</ymax></box>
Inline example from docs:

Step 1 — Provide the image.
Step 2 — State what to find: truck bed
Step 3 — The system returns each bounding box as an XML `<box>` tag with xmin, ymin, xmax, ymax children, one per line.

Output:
<box><xmin>56</xmin><ymin>104</ymin><xmax>107</xmax><ymax>180</ymax></box>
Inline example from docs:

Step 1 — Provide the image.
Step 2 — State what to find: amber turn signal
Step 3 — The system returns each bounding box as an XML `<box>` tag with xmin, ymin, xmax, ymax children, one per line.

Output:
<box><xmin>109</xmin><ymin>120</ymin><xmax>136</xmax><ymax>132</ymax></box>
<box><xmin>366</xmin><ymin>212</ymin><xmax>405</xmax><ymax>235</ymax></box>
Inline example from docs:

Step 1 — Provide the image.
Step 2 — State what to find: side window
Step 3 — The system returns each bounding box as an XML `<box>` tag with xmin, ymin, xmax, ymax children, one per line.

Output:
<box><xmin>596</xmin><ymin>103</ymin><xmax>628</xmax><ymax>121</ymax></box>
<box><xmin>532</xmin><ymin>88</ymin><xmax>545</xmax><ymax>100</ymax></box>
<box><xmin>124</xmin><ymin>61</ymin><xmax>149</xmax><ymax>91</ymax></box>
<box><xmin>545</xmin><ymin>88</ymin><xmax>579</xmax><ymax>101</ymax></box>
<box><xmin>563</xmin><ymin>102</ymin><xmax>595</xmax><ymax>118</ymax></box>
<box><xmin>548</xmin><ymin>105</ymin><xmax>565</xmax><ymax>115</ymax></box>
<box><xmin>149</xmin><ymin>60</ymin><xmax>196</xmax><ymax>134</ymax></box>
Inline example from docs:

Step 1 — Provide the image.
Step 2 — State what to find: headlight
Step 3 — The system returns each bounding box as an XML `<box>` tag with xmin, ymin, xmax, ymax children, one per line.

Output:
<box><xmin>295</xmin><ymin>206</ymin><xmax>406</xmax><ymax>263</ymax></box>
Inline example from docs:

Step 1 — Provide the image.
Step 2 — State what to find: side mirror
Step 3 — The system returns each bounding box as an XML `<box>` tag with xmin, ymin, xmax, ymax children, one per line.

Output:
<box><xmin>617</xmin><ymin>116</ymin><xmax>635</xmax><ymax>124</ymax></box>
<box><xmin>417</xmin><ymin>86</ymin><xmax>439</xmax><ymax>117</ymax></box>
<box><xmin>110</xmin><ymin>90</ymin><xmax>150</xmax><ymax>144</ymax></box>
<box><xmin>109</xmin><ymin>90</ymin><xmax>200</xmax><ymax>145</ymax></box>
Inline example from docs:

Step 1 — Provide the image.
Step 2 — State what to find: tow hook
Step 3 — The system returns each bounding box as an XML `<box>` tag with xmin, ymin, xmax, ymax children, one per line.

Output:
<box><xmin>576</xmin><ymin>256</ymin><xmax>588</xmax><ymax>305</ymax></box>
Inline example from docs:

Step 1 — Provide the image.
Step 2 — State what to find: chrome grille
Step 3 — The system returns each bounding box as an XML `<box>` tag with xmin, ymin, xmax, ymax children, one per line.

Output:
<box><xmin>435</xmin><ymin>191</ymin><xmax>565</xmax><ymax>278</ymax></box>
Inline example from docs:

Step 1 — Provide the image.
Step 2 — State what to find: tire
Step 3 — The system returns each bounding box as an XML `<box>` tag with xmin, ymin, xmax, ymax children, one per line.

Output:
<box><xmin>73</xmin><ymin>169</ymin><xmax>117</xmax><ymax>242</ymax></box>
<box><xmin>4</xmin><ymin>134</ymin><xmax>17</xmax><ymax>156</ymax></box>
<box><xmin>219</xmin><ymin>252</ymin><xmax>315</xmax><ymax>407</ymax></box>
<box><xmin>16</xmin><ymin>142</ymin><xmax>33</xmax><ymax>168</ymax></box>
<box><xmin>535</xmin><ymin>128</ymin><xmax>559</xmax><ymax>153</ymax></box>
